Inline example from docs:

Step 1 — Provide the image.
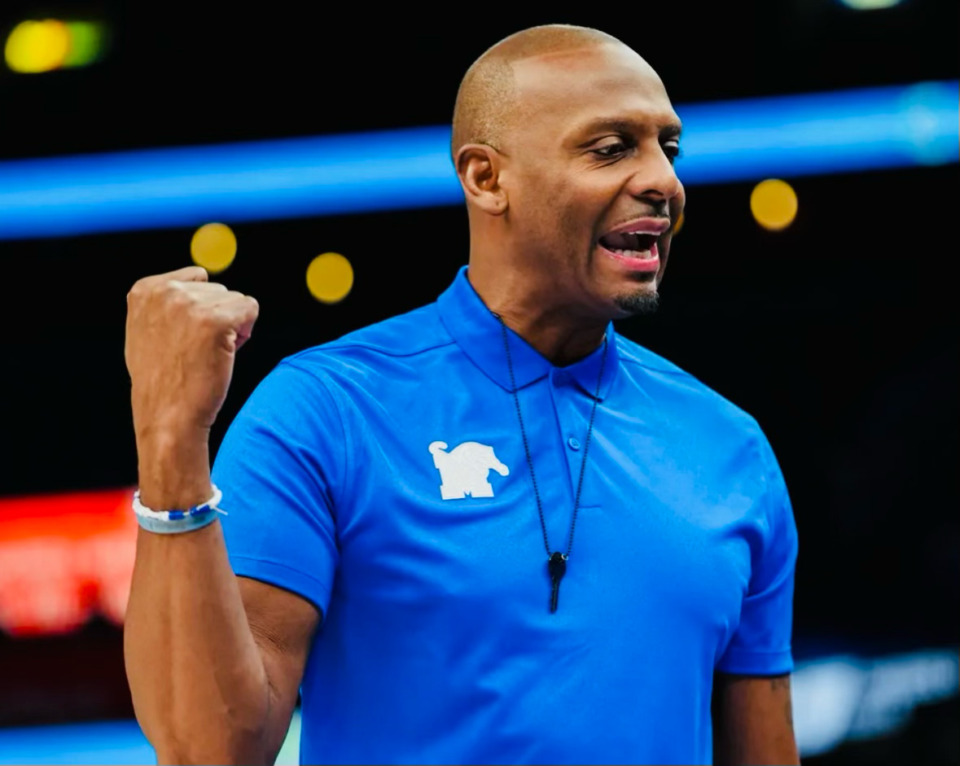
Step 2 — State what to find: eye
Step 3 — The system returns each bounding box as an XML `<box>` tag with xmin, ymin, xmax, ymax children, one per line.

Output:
<box><xmin>663</xmin><ymin>141</ymin><xmax>683</xmax><ymax>165</ymax></box>
<box><xmin>590</xmin><ymin>136</ymin><xmax>634</xmax><ymax>160</ymax></box>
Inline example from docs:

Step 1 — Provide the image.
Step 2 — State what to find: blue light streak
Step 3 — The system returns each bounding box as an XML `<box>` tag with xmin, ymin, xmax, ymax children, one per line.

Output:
<box><xmin>0</xmin><ymin>81</ymin><xmax>955</xmax><ymax>240</ymax></box>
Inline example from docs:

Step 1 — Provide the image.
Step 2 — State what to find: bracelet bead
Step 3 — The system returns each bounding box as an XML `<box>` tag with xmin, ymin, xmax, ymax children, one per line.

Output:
<box><xmin>132</xmin><ymin>485</ymin><xmax>226</xmax><ymax>534</ymax></box>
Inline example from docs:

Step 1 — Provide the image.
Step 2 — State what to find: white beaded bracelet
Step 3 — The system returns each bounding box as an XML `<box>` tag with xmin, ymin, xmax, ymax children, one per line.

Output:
<box><xmin>132</xmin><ymin>485</ymin><xmax>227</xmax><ymax>534</ymax></box>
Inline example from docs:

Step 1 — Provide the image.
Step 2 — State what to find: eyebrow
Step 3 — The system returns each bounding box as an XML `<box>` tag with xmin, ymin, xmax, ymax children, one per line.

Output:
<box><xmin>574</xmin><ymin>117</ymin><xmax>683</xmax><ymax>142</ymax></box>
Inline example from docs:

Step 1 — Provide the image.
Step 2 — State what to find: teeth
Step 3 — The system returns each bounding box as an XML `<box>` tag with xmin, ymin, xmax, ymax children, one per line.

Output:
<box><xmin>601</xmin><ymin>230</ymin><xmax>658</xmax><ymax>253</ymax></box>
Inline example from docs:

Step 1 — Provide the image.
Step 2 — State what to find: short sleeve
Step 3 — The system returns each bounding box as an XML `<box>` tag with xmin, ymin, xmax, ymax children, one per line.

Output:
<box><xmin>717</xmin><ymin>434</ymin><xmax>799</xmax><ymax>676</ymax></box>
<box><xmin>211</xmin><ymin>360</ymin><xmax>346</xmax><ymax>617</ymax></box>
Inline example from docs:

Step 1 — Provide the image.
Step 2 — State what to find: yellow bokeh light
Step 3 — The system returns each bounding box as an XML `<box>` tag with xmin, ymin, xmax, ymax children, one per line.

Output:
<box><xmin>750</xmin><ymin>179</ymin><xmax>798</xmax><ymax>231</ymax></box>
<box><xmin>673</xmin><ymin>210</ymin><xmax>685</xmax><ymax>235</ymax></box>
<box><xmin>307</xmin><ymin>253</ymin><xmax>354</xmax><ymax>304</ymax></box>
<box><xmin>4</xmin><ymin>20</ymin><xmax>71</xmax><ymax>73</ymax></box>
<box><xmin>190</xmin><ymin>223</ymin><xmax>237</xmax><ymax>273</ymax></box>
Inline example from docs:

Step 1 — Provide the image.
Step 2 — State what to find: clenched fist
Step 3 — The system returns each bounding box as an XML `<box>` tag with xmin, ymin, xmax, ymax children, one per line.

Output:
<box><xmin>125</xmin><ymin>266</ymin><xmax>259</xmax><ymax>442</ymax></box>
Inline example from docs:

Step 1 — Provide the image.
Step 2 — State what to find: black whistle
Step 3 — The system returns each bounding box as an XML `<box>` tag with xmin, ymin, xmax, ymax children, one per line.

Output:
<box><xmin>548</xmin><ymin>552</ymin><xmax>568</xmax><ymax>613</ymax></box>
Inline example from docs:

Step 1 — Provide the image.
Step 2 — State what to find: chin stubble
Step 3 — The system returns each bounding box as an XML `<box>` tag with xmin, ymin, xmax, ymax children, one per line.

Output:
<box><xmin>615</xmin><ymin>288</ymin><xmax>660</xmax><ymax>316</ymax></box>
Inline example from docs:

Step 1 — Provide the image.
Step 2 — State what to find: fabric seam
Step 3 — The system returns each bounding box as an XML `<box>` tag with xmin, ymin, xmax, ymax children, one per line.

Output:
<box><xmin>231</xmin><ymin>554</ymin><xmax>332</xmax><ymax>608</ymax></box>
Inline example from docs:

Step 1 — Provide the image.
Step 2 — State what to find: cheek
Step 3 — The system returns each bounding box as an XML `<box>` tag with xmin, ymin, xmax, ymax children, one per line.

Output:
<box><xmin>511</xmin><ymin>167</ymin><xmax>565</xmax><ymax>231</ymax></box>
<box><xmin>524</xmin><ymin>179</ymin><xmax>587</xmax><ymax>246</ymax></box>
<box><xmin>555</xmin><ymin>181</ymin><xmax>611</xmax><ymax>244</ymax></box>
<box><xmin>509</xmin><ymin>165</ymin><xmax>614</xmax><ymax>259</ymax></box>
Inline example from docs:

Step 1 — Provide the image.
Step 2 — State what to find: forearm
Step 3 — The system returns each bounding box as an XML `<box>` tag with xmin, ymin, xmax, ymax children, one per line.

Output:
<box><xmin>123</xmin><ymin>440</ymin><xmax>272</xmax><ymax>765</ymax></box>
<box><xmin>712</xmin><ymin>672</ymin><xmax>800</xmax><ymax>766</ymax></box>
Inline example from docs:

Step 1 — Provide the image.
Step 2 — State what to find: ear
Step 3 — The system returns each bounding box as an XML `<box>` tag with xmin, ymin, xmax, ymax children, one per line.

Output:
<box><xmin>455</xmin><ymin>143</ymin><xmax>508</xmax><ymax>216</ymax></box>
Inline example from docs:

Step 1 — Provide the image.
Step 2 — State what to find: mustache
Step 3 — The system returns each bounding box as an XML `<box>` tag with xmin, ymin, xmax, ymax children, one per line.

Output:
<box><xmin>610</xmin><ymin>203</ymin><xmax>673</xmax><ymax>229</ymax></box>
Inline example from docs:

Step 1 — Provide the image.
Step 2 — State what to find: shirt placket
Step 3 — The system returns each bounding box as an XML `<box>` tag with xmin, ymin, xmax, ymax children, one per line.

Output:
<box><xmin>547</xmin><ymin>368</ymin><xmax>592</xmax><ymax>508</ymax></box>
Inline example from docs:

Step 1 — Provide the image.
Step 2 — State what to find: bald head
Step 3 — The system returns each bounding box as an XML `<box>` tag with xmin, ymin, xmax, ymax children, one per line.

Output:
<box><xmin>451</xmin><ymin>24</ymin><xmax>627</xmax><ymax>158</ymax></box>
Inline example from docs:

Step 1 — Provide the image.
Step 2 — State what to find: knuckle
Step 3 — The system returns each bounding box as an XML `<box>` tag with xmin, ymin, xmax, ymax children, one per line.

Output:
<box><xmin>166</xmin><ymin>280</ymin><xmax>193</xmax><ymax>304</ymax></box>
<box><xmin>238</xmin><ymin>294</ymin><xmax>259</xmax><ymax>315</ymax></box>
<box><xmin>127</xmin><ymin>279</ymin><xmax>148</xmax><ymax>302</ymax></box>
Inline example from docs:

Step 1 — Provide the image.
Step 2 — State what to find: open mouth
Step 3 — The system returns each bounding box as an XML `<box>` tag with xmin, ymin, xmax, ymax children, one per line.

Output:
<box><xmin>598</xmin><ymin>231</ymin><xmax>659</xmax><ymax>258</ymax></box>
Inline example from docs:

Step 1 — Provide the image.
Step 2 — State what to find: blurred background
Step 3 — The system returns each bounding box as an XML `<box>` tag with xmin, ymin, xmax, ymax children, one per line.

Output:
<box><xmin>0</xmin><ymin>0</ymin><xmax>957</xmax><ymax>763</ymax></box>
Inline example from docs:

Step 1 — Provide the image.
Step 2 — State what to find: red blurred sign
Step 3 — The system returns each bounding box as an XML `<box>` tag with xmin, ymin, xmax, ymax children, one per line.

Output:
<box><xmin>0</xmin><ymin>488</ymin><xmax>136</xmax><ymax>636</ymax></box>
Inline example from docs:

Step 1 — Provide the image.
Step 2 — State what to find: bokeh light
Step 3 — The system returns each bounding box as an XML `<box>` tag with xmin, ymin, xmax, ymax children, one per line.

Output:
<box><xmin>62</xmin><ymin>22</ymin><xmax>104</xmax><ymax>67</ymax></box>
<box><xmin>837</xmin><ymin>0</ymin><xmax>902</xmax><ymax>9</ymax></box>
<box><xmin>750</xmin><ymin>179</ymin><xmax>798</xmax><ymax>231</ymax></box>
<box><xmin>190</xmin><ymin>223</ymin><xmax>237</xmax><ymax>273</ymax></box>
<box><xmin>4</xmin><ymin>19</ymin><xmax>106</xmax><ymax>73</ymax></box>
<box><xmin>306</xmin><ymin>253</ymin><xmax>354</xmax><ymax>304</ymax></box>
<box><xmin>4</xmin><ymin>20</ymin><xmax>70</xmax><ymax>73</ymax></box>
<box><xmin>673</xmin><ymin>210</ymin><xmax>685</xmax><ymax>235</ymax></box>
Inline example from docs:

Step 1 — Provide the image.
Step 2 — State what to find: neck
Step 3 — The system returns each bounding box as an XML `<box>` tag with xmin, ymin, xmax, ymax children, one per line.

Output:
<box><xmin>467</xmin><ymin>263</ymin><xmax>607</xmax><ymax>367</ymax></box>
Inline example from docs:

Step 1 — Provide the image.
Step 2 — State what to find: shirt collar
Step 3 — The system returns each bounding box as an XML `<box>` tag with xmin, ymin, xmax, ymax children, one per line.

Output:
<box><xmin>437</xmin><ymin>266</ymin><xmax>619</xmax><ymax>400</ymax></box>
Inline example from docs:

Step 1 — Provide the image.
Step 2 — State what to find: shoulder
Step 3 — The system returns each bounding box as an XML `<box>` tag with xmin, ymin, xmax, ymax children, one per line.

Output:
<box><xmin>284</xmin><ymin>302</ymin><xmax>453</xmax><ymax>371</ymax></box>
<box><xmin>615</xmin><ymin>335</ymin><xmax>792</xmax><ymax>522</ymax></box>
<box><xmin>615</xmin><ymin>333</ymin><xmax>765</xmax><ymax>438</ymax></box>
<box><xmin>268</xmin><ymin>302</ymin><xmax>456</xmax><ymax>403</ymax></box>
<box><xmin>224</xmin><ymin>302</ymin><xmax>455</xmax><ymax>451</ymax></box>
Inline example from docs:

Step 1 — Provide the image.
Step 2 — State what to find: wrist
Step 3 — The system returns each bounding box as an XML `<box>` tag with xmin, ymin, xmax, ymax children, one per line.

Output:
<box><xmin>133</xmin><ymin>484</ymin><xmax>224</xmax><ymax>534</ymax></box>
<box><xmin>136</xmin><ymin>429</ymin><xmax>213</xmax><ymax>511</ymax></box>
<box><xmin>134</xmin><ymin>414</ymin><xmax>212</xmax><ymax>446</ymax></box>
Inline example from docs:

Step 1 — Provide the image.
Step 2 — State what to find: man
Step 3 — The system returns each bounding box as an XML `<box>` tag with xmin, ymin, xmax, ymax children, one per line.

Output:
<box><xmin>124</xmin><ymin>24</ymin><xmax>800</xmax><ymax>766</ymax></box>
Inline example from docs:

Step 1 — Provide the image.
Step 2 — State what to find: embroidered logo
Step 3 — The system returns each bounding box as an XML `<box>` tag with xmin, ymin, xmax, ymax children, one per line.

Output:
<box><xmin>428</xmin><ymin>441</ymin><xmax>510</xmax><ymax>500</ymax></box>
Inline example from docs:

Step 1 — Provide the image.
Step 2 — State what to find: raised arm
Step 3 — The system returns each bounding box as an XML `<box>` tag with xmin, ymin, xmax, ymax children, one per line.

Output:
<box><xmin>712</xmin><ymin>672</ymin><xmax>800</xmax><ymax>766</ymax></box>
<box><xmin>122</xmin><ymin>267</ymin><xmax>319</xmax><ymax>764</ymax></box>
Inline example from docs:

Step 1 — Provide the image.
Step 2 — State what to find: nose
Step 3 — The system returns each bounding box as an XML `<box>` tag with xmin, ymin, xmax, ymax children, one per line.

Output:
<box><xmin>625</xmin><ymin>145</ymin><xmax>684</xmax><ymax>210</ymax></box>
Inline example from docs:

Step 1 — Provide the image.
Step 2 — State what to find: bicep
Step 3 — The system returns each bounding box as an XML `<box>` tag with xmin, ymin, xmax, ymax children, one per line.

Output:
<box><xmin>239</xmin><ymin>576</ymin><xmax>321</xmax><ymax>760</ymax></box>
<box><xmin>712</xmin><ymin>672</ymin><xmax>799</xmax><ymax>766</ymax></box>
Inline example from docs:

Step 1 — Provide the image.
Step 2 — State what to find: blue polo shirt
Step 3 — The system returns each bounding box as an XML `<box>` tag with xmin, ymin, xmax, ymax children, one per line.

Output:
<box><xmin>212</xmin><ymin>266</ymin><xmax>798</xmax><ymax>765</ymax></box>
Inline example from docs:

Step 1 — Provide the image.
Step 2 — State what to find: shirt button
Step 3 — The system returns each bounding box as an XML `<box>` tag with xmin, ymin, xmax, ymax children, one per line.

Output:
<box><xmin>567</xmin><ymin>437</ymin><xmax>581</xmax><ymax>451</ymax></box>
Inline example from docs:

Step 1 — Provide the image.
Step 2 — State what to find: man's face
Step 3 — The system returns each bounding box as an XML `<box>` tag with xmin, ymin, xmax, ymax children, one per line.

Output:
<box><xmin>500</xmin><ymin>44</ymin><xmax>685</xmax><ymax>318</ymax></box>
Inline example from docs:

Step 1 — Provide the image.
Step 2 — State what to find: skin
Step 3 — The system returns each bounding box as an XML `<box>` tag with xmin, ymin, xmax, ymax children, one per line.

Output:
<box><xmin>458</xmin><ymin>41</ymin><xmax>684</xmax><ymax>365</ymax></box>
<box><xmin>713</xmin><ymin>673</ymin><xmax>800</xmax><ymax>766</ymax></box>
<box><xmin>124</xmin><ymin>268</ymin><xmax>318</xmax><ymax>763</ymax></box>
<box><xmin>124</xmin><ymin>26</ymin><xmax>798</xmax><ymax>765</ymax></box>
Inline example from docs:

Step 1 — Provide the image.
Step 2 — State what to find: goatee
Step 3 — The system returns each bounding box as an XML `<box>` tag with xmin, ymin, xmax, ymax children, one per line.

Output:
<box><xmin>615</xmin><ymin>290</ymin><xmax>660</xmax><ymax>316</ymax></box>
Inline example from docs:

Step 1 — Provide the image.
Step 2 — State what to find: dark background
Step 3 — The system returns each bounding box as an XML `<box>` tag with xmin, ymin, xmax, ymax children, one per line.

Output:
<box><xmin>1</xmin><ymin>0</ymin><xmax>957</xmax><ymax>762</ymax></box>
